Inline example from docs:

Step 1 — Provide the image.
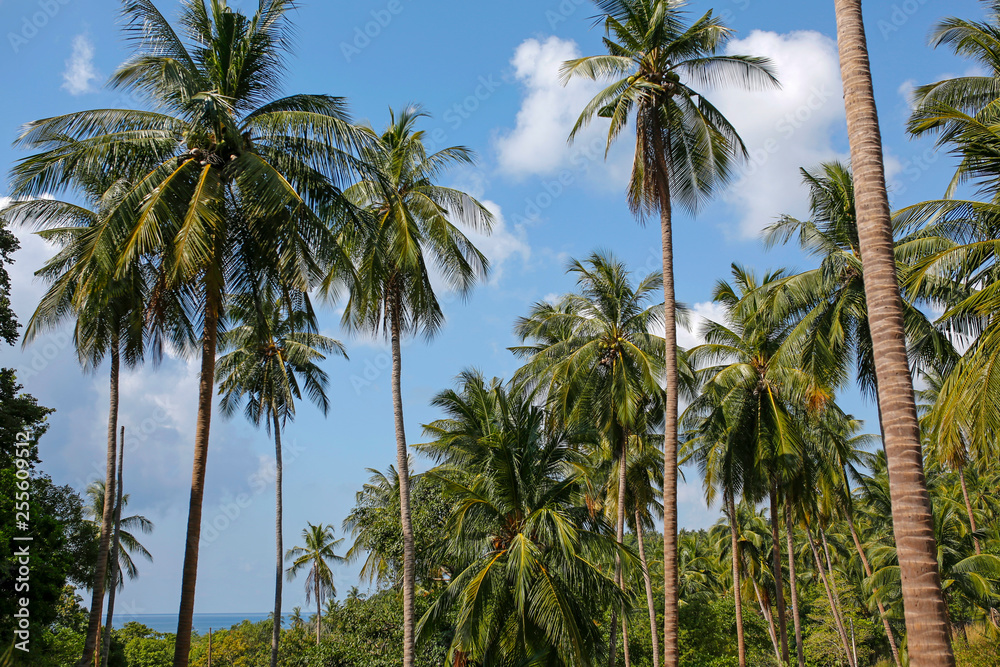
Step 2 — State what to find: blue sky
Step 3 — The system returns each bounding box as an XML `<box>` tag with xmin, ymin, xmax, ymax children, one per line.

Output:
<box><xmin>0</xmin><ymin>0</ymin><xmax>983</xmax><ymax>615</ymax></box>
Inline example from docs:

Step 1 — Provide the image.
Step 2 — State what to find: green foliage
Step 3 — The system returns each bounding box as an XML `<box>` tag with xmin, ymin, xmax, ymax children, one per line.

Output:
<box><xmin>0</xmin><ymin>219</ymin><xmax>19</xmax><ymax>346</ymax></box>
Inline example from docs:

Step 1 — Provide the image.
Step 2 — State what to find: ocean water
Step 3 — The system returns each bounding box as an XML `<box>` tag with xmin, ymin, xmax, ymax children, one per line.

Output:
<box><xmin>113</xmin><ymin>613</ymin><xmax>279</xmax><ymax>635</ymax></box>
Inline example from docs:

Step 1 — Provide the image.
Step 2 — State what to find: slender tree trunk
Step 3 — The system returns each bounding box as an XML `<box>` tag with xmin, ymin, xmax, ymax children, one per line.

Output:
<box><xmin>100</xmin><ymin>427</ymin><xmax>125</xmax><ymax>667</ymax></box>
<box><xmin>821</xmin><ymin>529</ymin><xmax>851</xmax><ymax>662</ymax></box>
<box><xmin>958</xmin><ymin>466</ymin><xmax>980</xmax><ymax>556</ymax></box>
<box><xmin>768</xmin><ymin>484</ymin><xmax>789</xmax><ymax>664</ymax></box>
<box><xmin>636</xmin><ymin>510</ymin><xmax>660</xmax><ymax>667</ymax></box>
<box><xmin>806</xmin><ymin>524</ymin><xmax>854</xmax><ymax>667</ymax></box>
<box><xmin>622</xmin><ymin>616</ymin><xmax>632</xmax><ymax>667</ymax></box>
<box><xmin>651</xmin><ymin>123</ymin><xmax>680</xmax><ymax>667</ymax></box>
<box><xmin>173</xmin><ymin>282</ymin><xmax>222</xmax><ymax>667</ymax></box>
<box><xmin>315</xmin><ymin>567</ymin><xmax>321</xmax><ymax>645</ymax></box>
<box><xmin>784</xmin><ymin>503</ymin><xmax>804</xmax><ymax>667</ymax></box>
<box><xmin>610</xmin><ymin>430</ymin><xmax>629</xmax><ymax>667</ymax></box>
<box><xmin>833</xmin><ymin>2</ymin><xmax>954</xmax><ymax>664</ymax></box>
<box><xmin>728</xmin><ymin>497</ymin><xmax>746</xmax><ymax>667</ymax></box>
<box><xmin>847</xmin><ymin>516</ymin><xmax>901</xmax><ymax>667</ymax></box>
<box><xmin>753</xmin><ymin>580</ymin><xmax>782</xmax><ymax>664</ymax></box>
<box><xmin>78</xmin><ymin>341</ymin><xmax>120</xmax><ymax>667</ymax></box>
<box><xmin>270</xmin><ymin>411</ymin><xmax>283</xmax><ymax>667</ymax></box>
<box><xmin>390</xmin><ymin>287</ymin><xmax>416</xmax><ymax>667</ymax></box>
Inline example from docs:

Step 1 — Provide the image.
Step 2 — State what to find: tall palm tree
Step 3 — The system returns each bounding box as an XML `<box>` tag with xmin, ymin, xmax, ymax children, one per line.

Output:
<box><xmin>337</xmin><ymin>106</ymin><xmax>492</xmax><ymax>667</ymax></box>
<box><xmin>216</xmin><ymin>289</ymin><xmax>343</xmax><ymax>667</ymax></box>
<box><xmin>832</xmin><ymin>1</ymin><xmax>955</xmax><ymax>662</ymax></box>
<box><xmin>512</xmin><ymin>251</ymin><xmax>664</xmax><ymax>665</ymax></box>
<box><xmin>285</xmin><ymin>522</ymin><xmax>345</xmax><ymax>646</ymax></box>
<box><xmin>562</xmin><ymin>5</ymin><xmax>777</xmax><ymax>661</ymax></box>
<box><xmin>10</xmin><ymin>3</ymin><xmax>361</xmax><ymax>662</ymax></box>
<box><xmin>685</xmin><ymin>265</ymin><xmax>822</xmax><ymax>664</ymax></box>
<box><xmin>4</xmin><ymin>170</ymin><xmax>166</xmax><ymax>667</ymax></box>
<box><xmin>417</xmin><ymin>371</ymin><xmax>625</xmax><ymax>666</ymax></box>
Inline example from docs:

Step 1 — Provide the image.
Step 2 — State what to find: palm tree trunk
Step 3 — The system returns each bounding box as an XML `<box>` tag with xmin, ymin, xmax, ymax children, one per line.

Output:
<box><xmin>832</xmin><ymin>2</ymin><xmax>955</xmax><ymax>664</ymax></box>
<box><xmin>100</xmin><ymin>427</ymin><xmax>125</xmax><ymax>667</ymax></box>
<box><xmin>270</xmin><ymin>411</ymin><xmax>283</xmax><ymax>667</ymax></box>
<box><xmin>806</xmin><ymin>523</ymin><xmax>854</xmax><ymax>667</ymax></box>
<box><xmin>389</xmin><ymin>287</ymin><xmax>416</xmax><ymax>667</ymax></box>
<box><xmin>173</xmin><ymin>281</ymin><xmax>222</xmax><ymax>667</ymax></box>
<box><xmin>753</xmin><ymin>579</ymin><xmax>782</xmax><ymax>664</ymax></box>
<box><xmin>847</xmin><ymin>515</ymin><xmax>901</xmax><ymax>667</ymax></box>
<box><xmin>78</xmin><ymin>340</ymin><xmax>119</xmax><ymax>667</ymax></box>
<box><xmin>821</xmin><ymin>529</ymin><xmax>851</xmax><ymax>660</ymax></box>
<box><xmin>635</xmin><ymin>509</ymin><xmax>660</xmax><ymax>667</ymax></box>
<box><xmin>727</xmin><ymin>497</ymin><xmax>746</xmax><ymax>667</ymax></box>
<box><xmin>958</xmin><ymin>465</ymin><xmax>980</xmax><ymax>556</ymax></box>
<box><xmin>315</xmin><ymin>567</ymin><xmax>321</xmax><ymax>646</ymax></box>
<box><xmin>768</xmin><ymin>483</ymin><xmax>789</xmax><ymax>664</ymax></box>
<box><xmin>784</xmin><ymin>503</ymin><xmax>804</xmax><ymax>667</ymax></box>
<box><xmin>651</xmin><ymin>122</ymin><xmax>680</xmax><ymax>667</ymax></box>
<box><xmin>610</xmin><ymin>430</ymin><xmax>629</xmax><ymax>667</ymax></box>
<box><xmin>622</xmin><ymin>615</ymin><xmax>631</xmax><ymax>667</ymax></box>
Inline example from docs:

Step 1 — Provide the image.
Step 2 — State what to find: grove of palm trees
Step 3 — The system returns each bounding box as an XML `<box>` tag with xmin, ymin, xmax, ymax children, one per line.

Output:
<box><xmin>0</xmin><ymin>1</ymin><xmax>998</xmax><ymax>666</ymax></box>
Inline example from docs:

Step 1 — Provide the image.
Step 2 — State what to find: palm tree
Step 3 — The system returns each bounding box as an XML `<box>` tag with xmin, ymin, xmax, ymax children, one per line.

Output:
<box><xmin>512</xmin><ymin>251</ymin><xmax>664</xmax><ymax>664</ymax></box>
<box><xmin>216</xmin><ymin>289</ymin><xmax>344</xmax><ymax>667</ymax></box>
<box><xmin>286</xmin><ymin>522</ymin><xmax>345</xmax><ymax>646</ymax></box>
<box><xmin>562</xmin><ymin>5</ymin><xmax>777</xmax><ymax>661</ymax></box>
<box><xmin>337</xmin><ymin>106</ymin><xmax>492</xmax><ymax>667</ymax></box>
<box><xmin>4</xmin><ymin>170</ymin><xmax>165</xmax><ymax>667</ymax></box>
<box><xmin>417</xmin><ymin>371</ymin><xmax>625</xmax><ymax>665</ymax></box>
<box><xmin>685</xmin><ymin>265</ymin><xmax>825</xmax><ymax>664</ymax></box>
<box><xmin>10</xmin><ymin>3</ymin><xmax>361</xmax><ymax>662</ymax></box>
<box><xmin>84</xmin><ymin>480</ymin><xmax>154</xmax><ymax>589</ymax></box>
<box><xmin>832</xmin><ymin>1</ymin><xmax>955</xmax><ymax>662</ymax></box>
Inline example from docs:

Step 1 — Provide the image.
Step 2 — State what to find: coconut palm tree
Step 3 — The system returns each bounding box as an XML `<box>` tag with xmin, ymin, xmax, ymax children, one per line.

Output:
<box><xmin>10</xmin><ymin>3</ymin><xmax>362</xmax><ymax>661</ymax></box>
<box><xmin>832</xmin><ymin>1</ymin><xmax>955</xmax><ymax>663</ymax></box>
<box><xmin>685</xmin><ymin>264</ymin><xmax>824</xmax><ymax>664</ymax></box>
<box><xmin>417</xmin><ymin>371</ymin><xmax>625</xmax><ymax>666</ymax></box>
<box><xmin>561</xmin><ymin>5</ymin><xmax>777</xmax><ymax>660</ymax></box>
<box><xmin>4</xmin><ymin>167</ymin><xmax>170</xmax><ymax>666</ymax></box>
<box><xmin>336</xmin><ymin>106</ymin><xmax>492</xmax><ymax>667</ymax></box>
<box><xmin>84</xmin><ymin>480</ymin><xmax>154</xmax><ymax>589</ymax></box>
<box><xmin>216</xmin><ymin>288</ymin><xmax>344</xmax><ymax>667</ymax></box>
<box><xmin>286</xmin><ymin>523</ymin><xmax>345</xmax><ymax>646</ymax></box>
<box><xmin>511</xmin><ymin>251</ymin><xmax>664</xmax><ymax>664</ymax></box>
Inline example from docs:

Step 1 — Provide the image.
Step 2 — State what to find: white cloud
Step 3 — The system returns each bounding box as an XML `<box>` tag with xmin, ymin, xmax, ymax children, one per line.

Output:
<box><xmin>0</xmin><ymin>197</ymin><xmax>59</xmax><ymax>329</ymax></box>
<box><xmin>62</xmin><ymin>34</ymin><xmax>100</xmax><ymax>96</ymax></box>
<box><xmin>466</xmin><ymin>199</ymin><xmax>530</xmax><ymax>285</ymax></box>
<box><xmin>676</xmin><ymin>301</ymin><xmax>729</xmax><ymax>351</ymax></box>
<box><xmin>493</xmin><ymin>36</ymin><xmax>632</xmax><ymax>187</ymax></box>
<box><xmin>710</xmin><ymin>30</ymin><xmax>846</xmax><ymax>238</ymax></box>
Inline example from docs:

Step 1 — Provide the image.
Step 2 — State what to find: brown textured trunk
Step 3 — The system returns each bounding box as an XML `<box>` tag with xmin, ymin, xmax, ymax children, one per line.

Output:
<box><xmin>651</xmin><ymin>118</ymin><xmax>680</xmax><ymax>667</ymax></box>
<box><xmin>78</xmin><ymin>340</ymin><xmax>120</xmax><ymax>667</ymax></box>
<box><xmin>806</xmin><ymin>523</ymin><xmax>854</xmax><ymax>667</ymax></box>
<box><xmin>753</xmin><ymin>579</ymin><xmax>782</xmax><ymax>664</ymax></box>
<box><xmin>315</xmin><ymin>566</ymin><xmax>321</xmax><ymax>645</ymax></box>
<box><xmin>728</xmin><ymin>497</ymin><xmax>746</xmax><ymax>667</ymax></box>
<box><xmin>958</xmin><ymin>466</ymin><xmax>980</xmax><ymax>556</ymax></box>
<box><xmin>785</xmin><ymin>503</ymin><xmax>804</xmax><ymax>667</ymax></box>
<box><xmin>609</xmin><ymin>431</ymin><xmax>629</xmax><ymax>667</ymax></box>
<box><xmin>635</xmin><ymin>510</ymin><xmax>660</xmax><ymax>667</ymax></box>
<box><xmin>173</xmin><ymin>280</ymin><xmax>222</xmax><ymax>667</ymax></box>
<box><xmin>270</xmin><ymin>411</ymin><xmax>283</xmax><ymax>667</ymax></box>
<box><xmin>768</xmin><ymin>484</ymin><xmax>789</xmax><ymax>664</ymax></box>
<box><xmin>833</xmin><ymin>1</ymin><xmax>955</xmax><ymax>664</ymax></box>
<box><xmin>100</xmin><ymin>427</ymin><xmax>125</xmax><ymax>667</ymax></box>
<box><xmin>847</xmin><ymin>515</ymin><xmax>901</xmax><ymax>667</ymax></box>
<box><xmin>390</xmin><ymin>285</ymin><xmax>416</xmax><ymax>667</ymax></box>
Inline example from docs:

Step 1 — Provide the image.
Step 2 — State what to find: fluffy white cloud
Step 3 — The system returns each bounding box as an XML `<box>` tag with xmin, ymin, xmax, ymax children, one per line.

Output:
<box><xmin>62</xmin><ymin>34</ymin><xmax>99</xmax><ymax>95</ymax></box>
<box><xmin>494</xmin><ymin>36</ymin><xmax>632</xmax><ymax>187</ymax></box>
<box><xmin>676</xmin><ymin>301</ymin><xmax>729</xmax><ymax>351</ymax></box>
<box><xmin>709</xmin><ymin>30</ymin><xmax>846</xmax><ymax>237</ymax></box>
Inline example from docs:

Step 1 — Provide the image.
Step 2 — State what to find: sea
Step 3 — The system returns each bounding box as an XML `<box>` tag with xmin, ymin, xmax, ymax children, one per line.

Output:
<box><xmin>113</xmin><ymin>613</ymin><xmax>279</xmax><ymax>635</ymax></box>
